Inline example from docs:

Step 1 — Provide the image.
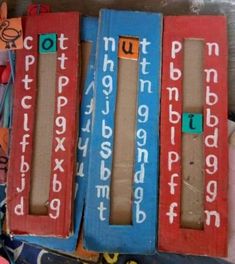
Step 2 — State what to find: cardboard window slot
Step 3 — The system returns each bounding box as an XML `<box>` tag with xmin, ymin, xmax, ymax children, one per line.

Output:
<box><xmin>110</xmin><ymin>37</ymin><xmax>139</xmax><ymax>225</ymax></box>
<box><xmin>181</xmin><ymin>39</ymin><xmax>205</xmax><ymax>229</ymax></box>
<box><xmin>29</xmin><ymin>50</ymin><xmax>57</xmax><ymax>215</ymax></box>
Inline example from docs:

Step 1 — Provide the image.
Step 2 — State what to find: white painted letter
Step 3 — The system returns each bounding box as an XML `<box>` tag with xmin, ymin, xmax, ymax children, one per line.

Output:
<box><xmin>100</xmin><ymin>160</ymin><xmax>111</xmax><ymax>181</ymax></box>
<box><xmin>206</xmin><ymin>108</ymin><xmax>219</xmax><ymax>127</ymax></box>
<box><xmin>25</xmin><ymin>55</ymin><xmax>35</xmax><ymax>72</ymax></box>
<box><xmin>24</xmin><ymin>36</ymin><xmax>33</xmax><ymax>50</ymax></box>
<box><xmin>58</xmin><ymin>76</ymin><xmax>69</xmax><ymax>93</ymax></box>
<box><xmin>205</xmin><ymin>128</ymin><xmax>218</xmax><ymax>148</ymax></box>
<box><xmin>206</xmin><ymin>180</ymin><xmax>217</xmax><ymax>203</ymax></box>
<box><xmin>205</xmin><ymin>69</ymin><xmax>218</xmax><ymax>83</ymax></box>
<box><xmin>171</xmin><ymin>41</ymin><xmax>182</xmax><ymax>59</ymax></box>
<box><xmin>169</xmin><ymin>104</ymin><xmax>181</xmax><ymax>124</ymax></box>
<box><xmin>206</xmin><ymin>42</ymin><xmax>219</xmax><ymax>56</ymax></box>
<box><xmin>14</xmin><ymin>196</ymin><xmax>24</xmax><ymax>215</ymax></box>
<box><xmin>103</xmin><ymin>37</ymin><xmax>115</xmax><ymax>52</ymax></box>
<box><xmin>102</xmin><ymin>120</ymin><xmax>112</xmax><ymax>139</ymax></box>
<box><xmin>206</xmin><ymin>85</ymin><xmax>218</xmax><ymax>106</ymax></box>
<box><xmin>166</xmin><ymin>202</ymin><xmax>178</xmax><ymax>224</ymax></box>
<box><xmin>168</xmin><ymin>151</ymin><xmax>180</xmax><ymax>171</ymax></box>
<box><xmin>205</xmin><ymin>210</ymin><xmax>220</xmax><ymax>227</ymax></box>
<box><xmin>206</xmin><ymin>154</ymin><xmax>218</xmax><ymax>175</ymax></box>
<box><xmin>57</xmin><ymin>96</ymin><xmax>68</xmax><ymax>114</ymax></box>
<box><xmin>170</xmin><ymin>62</ymin><xmax>181</xmax><ymax>81</ymax></box>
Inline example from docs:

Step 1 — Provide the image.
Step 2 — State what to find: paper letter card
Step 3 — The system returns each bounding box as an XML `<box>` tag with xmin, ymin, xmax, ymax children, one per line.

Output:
<box><xmin>14</xmin><ymin>16</ymin><xmax>97</xmax><ymax>251</ymax></box>
<box><xmin>7</xmin><ymin>11</ymin><xmax>80</xmax><ymax>237</ymax></box>
<box><xmin>84</xmin><ymin>9</ymin><xmax>162</xmax><ymax>254</ymax></box>
<box><xmin>0</xmin><ymin>1</ymin><xmax>23</xmax><ymax>50</ymax></box>
<box><xmin>158</xmin><ymin>16</ymin><xmax>228</xmax><ymax>257</ymax></box>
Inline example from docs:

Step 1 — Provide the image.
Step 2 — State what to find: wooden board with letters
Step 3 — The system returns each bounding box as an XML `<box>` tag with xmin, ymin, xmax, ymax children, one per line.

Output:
<box><xmin>7</xmin><ymin>11</ymin><xmax>80</xmax><ymax>237</ymax></box>
<box><xmin>158</xmin><ymin>16</ymin><xmax>228</xmax><ymax>257</ymax></box>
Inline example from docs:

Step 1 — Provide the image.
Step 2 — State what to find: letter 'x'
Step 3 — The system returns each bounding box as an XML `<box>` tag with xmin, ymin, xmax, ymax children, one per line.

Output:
<box><xmin>54</xmin><ymin>159</ymin><xmax>64</xmax><ymax>172</ymax></box>
<box><xmin>55</xmin><ymin>137</ymin><xmax>65</xmax><ymax>152</ymax></box>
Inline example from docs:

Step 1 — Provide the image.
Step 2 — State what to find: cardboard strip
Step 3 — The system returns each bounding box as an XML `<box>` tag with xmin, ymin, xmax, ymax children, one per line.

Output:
<box><xmin>15</xmin><ymin>17</ymin><xmax>97</xmax><ymax>252</ymax></box>
<box><xmin>181</xmin><ymin>39</ymin><xmax>204</xmax><ymax>229</ymax></box>
<box><xmin>84</xmin><ymin>9</ymin><xmax>162</xmax><ymax>254</ymax></box>
<box><xmin>29</xmin><ymin>52</ymin><xmax>57</xmax><ymax>215</ymax></box>
<box><xmin>7</xmin><ymin>12</ymin><xmax>79</xmax><ymax>237</ymax></box>
<box><xmin>110</xmin><ymin>42</ymin><xmax>139</xmax><ymax>225</ymax></box>
<box><xmin>158</xmin><ymin>16</ymin><xmax>228</xmax><ymax>257</ymax></box>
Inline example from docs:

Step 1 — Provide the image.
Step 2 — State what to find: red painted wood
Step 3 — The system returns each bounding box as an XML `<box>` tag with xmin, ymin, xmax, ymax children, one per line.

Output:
<box><xmin>27</xmin><ymin>4</ymin><xmax>51</xmax><ymax>16</ymax></box>
<box><xmin>158</xmin><ymin>16</ymin><xmax>228</xmax><ymax>257</ymax></box>
<box><xmin>7</xmin><ymin>12</ymin><xmax>79</xmax><ymax>237</ymax></box>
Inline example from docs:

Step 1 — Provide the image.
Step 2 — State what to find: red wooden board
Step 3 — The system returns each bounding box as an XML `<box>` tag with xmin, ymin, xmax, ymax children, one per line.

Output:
<box><xmin>158</xmin><ymin>16</ymin><xmax>228</xmax><ymax>256</ymax></box>
<box><xmin>7</xmin><ymin>12</ymin><xmax>79</xmax><ymax>236</ymax></box>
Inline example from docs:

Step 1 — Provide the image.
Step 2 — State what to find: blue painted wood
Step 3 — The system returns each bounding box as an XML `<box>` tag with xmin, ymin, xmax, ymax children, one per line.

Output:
<box><xmin>84</xmin><ymin>9</ymin><xmax>162</xmax><ymax>254</ymax></box>
<box><xmin>14</xmin><ymin>16</ymin><xmax>98</xmax><ymax>252</ymax></box>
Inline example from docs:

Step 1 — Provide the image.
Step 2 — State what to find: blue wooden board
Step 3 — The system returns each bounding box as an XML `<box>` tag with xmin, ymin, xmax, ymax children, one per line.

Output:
<box><xmin>14</xmin><ymin>16</ymin><xmax>98</xmax><ymax>252</ymax></box>
<box><xmin>84</xmin><ymin>9</ymin><xmax>162</xmax><ymax>254</ymax></box>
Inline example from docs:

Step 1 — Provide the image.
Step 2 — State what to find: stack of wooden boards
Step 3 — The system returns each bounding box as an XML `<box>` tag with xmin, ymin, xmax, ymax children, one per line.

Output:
<box><xmin>1</xmin><ymin>5</ymin><xmax>228</xmax><ymax>259</ymax></box>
